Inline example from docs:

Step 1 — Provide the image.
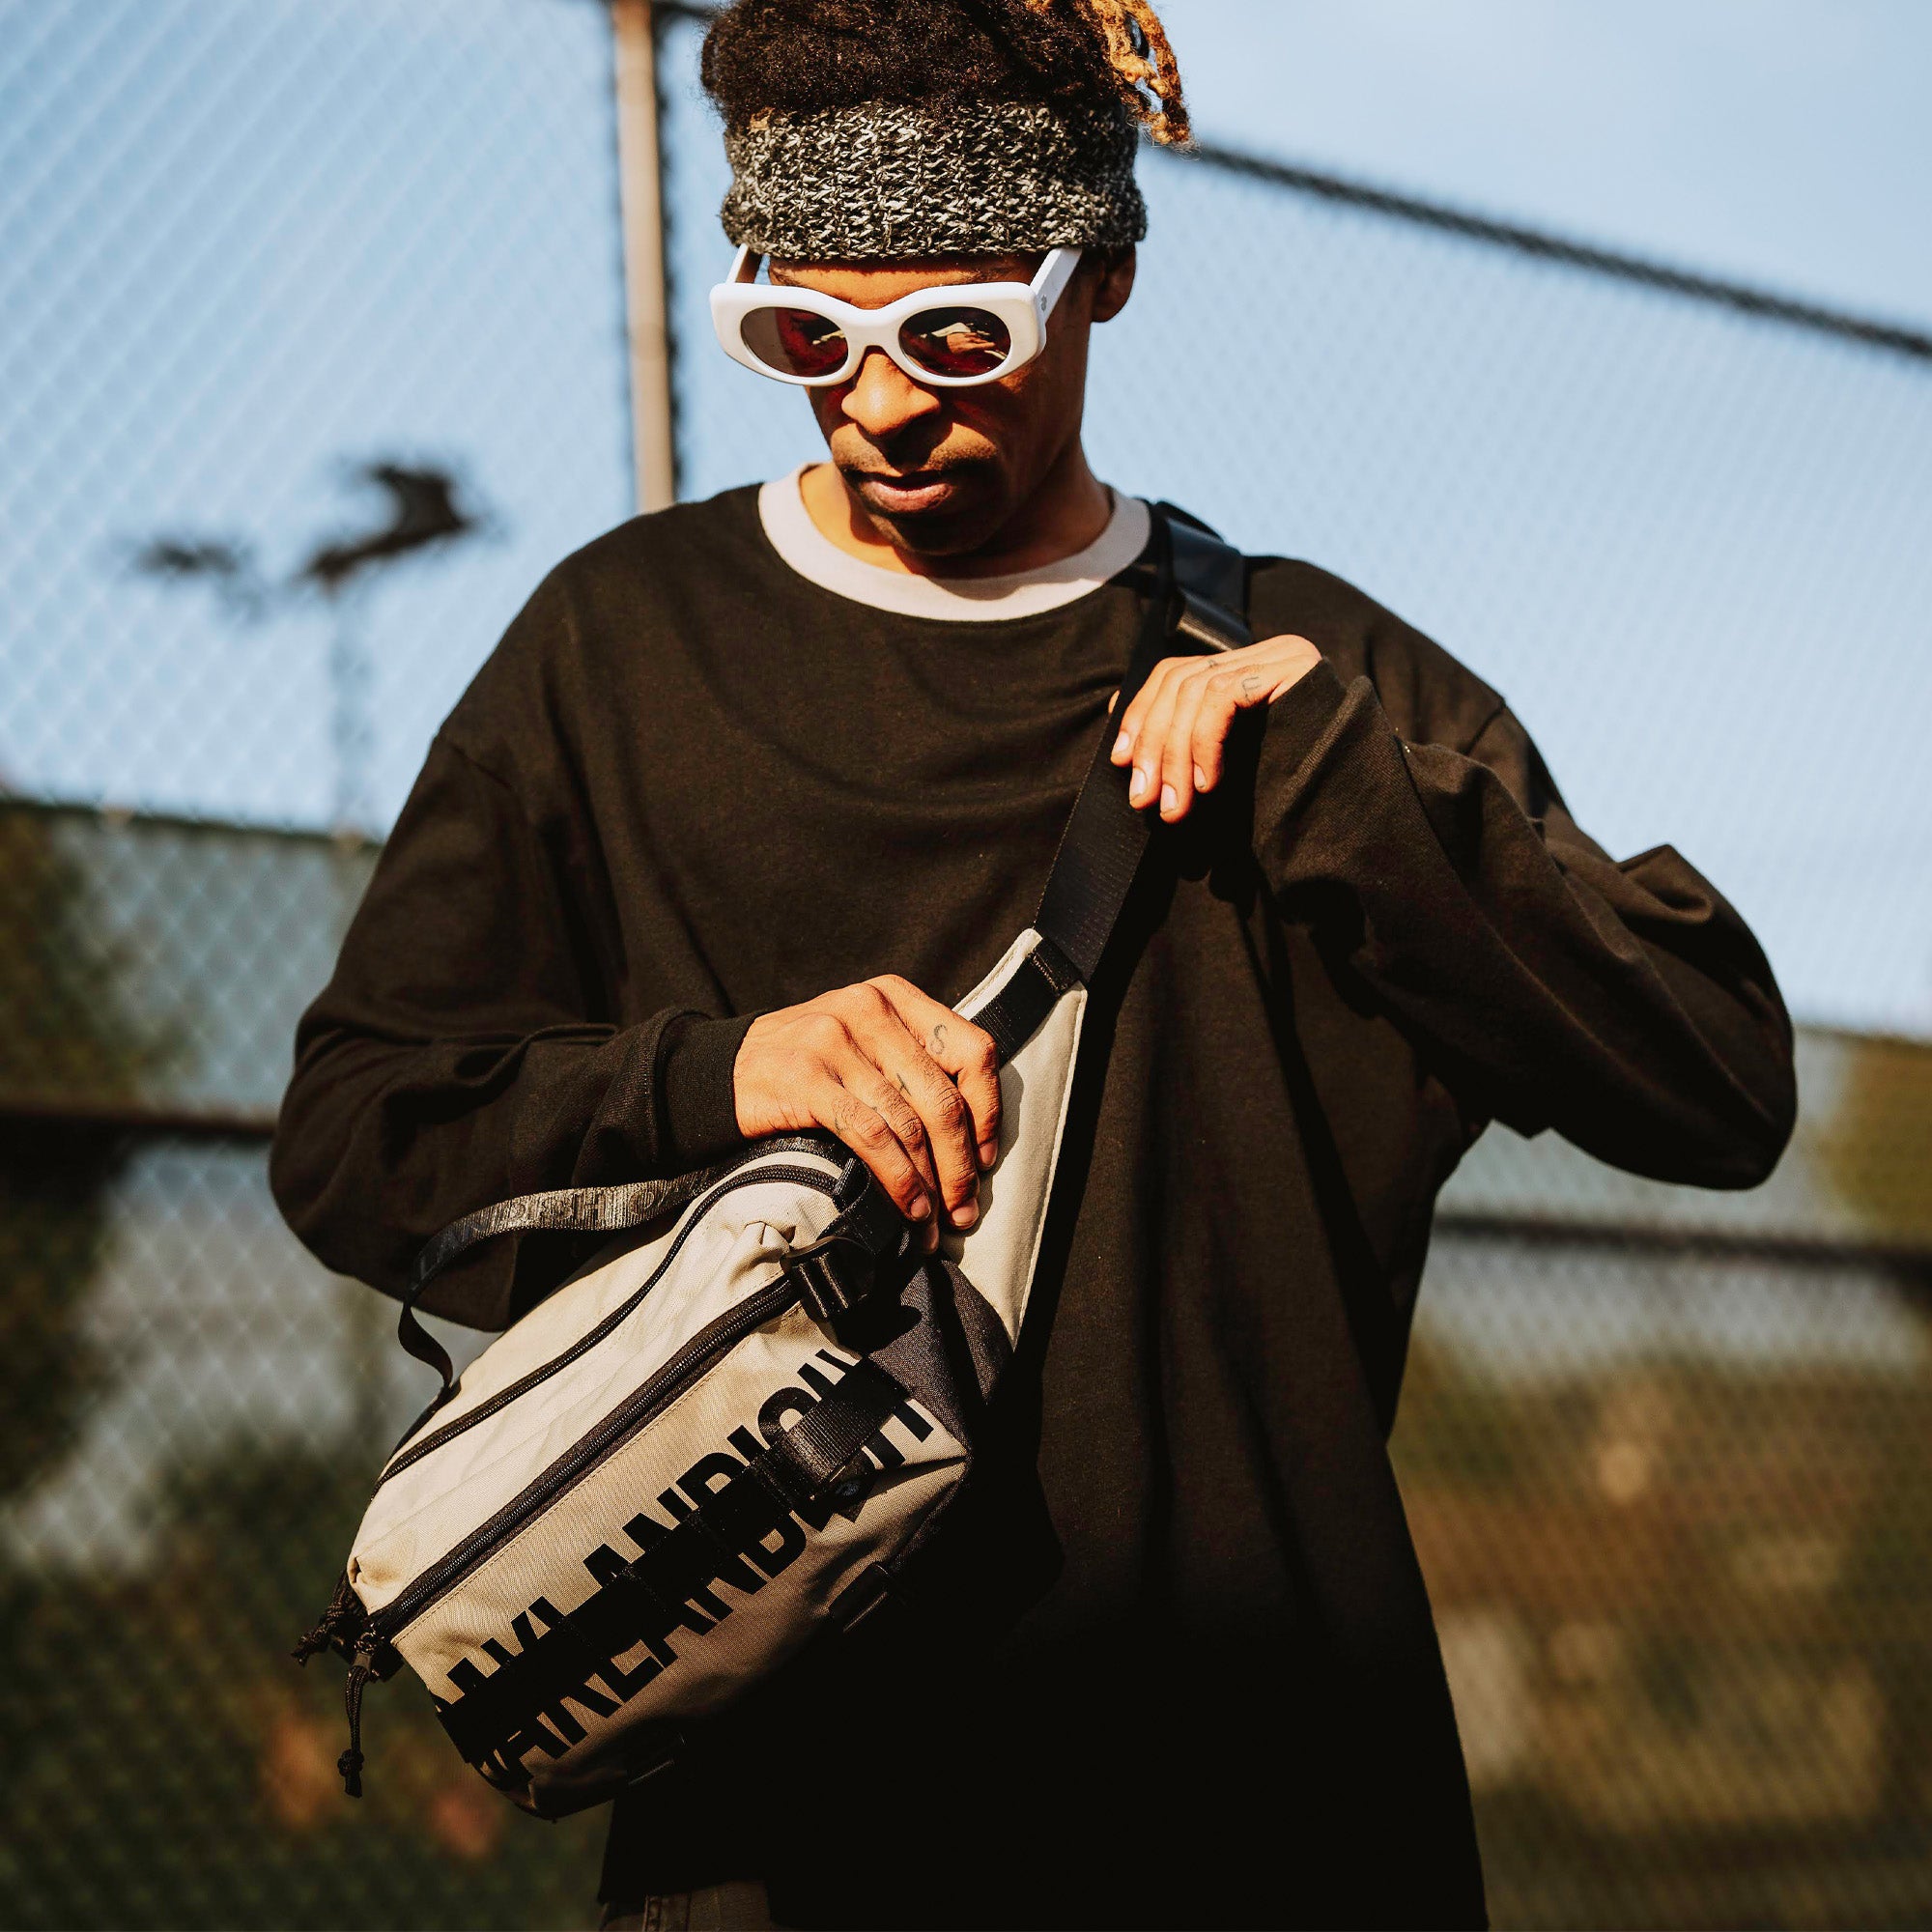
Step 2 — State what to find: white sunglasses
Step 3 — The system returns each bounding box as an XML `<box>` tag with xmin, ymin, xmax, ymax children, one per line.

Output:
<box><xmin>710</xmin><ymin>245</ymin><xmax>1083</xmax><ymax>388</ymax></box>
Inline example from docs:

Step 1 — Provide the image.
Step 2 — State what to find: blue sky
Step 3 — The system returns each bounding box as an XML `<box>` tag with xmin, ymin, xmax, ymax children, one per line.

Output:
<box><xmin>0</xmin><ymin>0</ymin><xmax>631</xmax><ymax>825</ymax></box>
<box><xmin>2</xmin><ymin>0</ymin><xmax>1928</xmax><ymax>1037</ymax></box>
<box><xmin>1166</xmin><ymin>0</ymin><xmax>1932</xmax><ymax>326</ymax></box>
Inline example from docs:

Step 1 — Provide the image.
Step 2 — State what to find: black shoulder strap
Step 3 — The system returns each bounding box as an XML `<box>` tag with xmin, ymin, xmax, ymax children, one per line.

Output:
<box><xmin>396</xmin><ymin>506</ymin><xmax>1250</xmax><ymax>1390</ymax></box>
<box><xmin>973</xmin><ymin>503</ymin><xmax>1250</xmax><ymax>1056</ymax></box>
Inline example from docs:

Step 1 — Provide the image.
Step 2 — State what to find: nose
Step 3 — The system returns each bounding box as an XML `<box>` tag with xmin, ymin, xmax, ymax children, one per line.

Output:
<box><xmin>838</xmin><ymin>346</ymin><xmax>943</xmax><ymax>441</ymax></box>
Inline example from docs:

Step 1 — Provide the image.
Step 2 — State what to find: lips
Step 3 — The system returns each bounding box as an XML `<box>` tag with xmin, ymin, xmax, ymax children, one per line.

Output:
<box><xmin>849</xmin><ymin>469</ymin><xmax>961</xmax><ymax>514</ymax></box>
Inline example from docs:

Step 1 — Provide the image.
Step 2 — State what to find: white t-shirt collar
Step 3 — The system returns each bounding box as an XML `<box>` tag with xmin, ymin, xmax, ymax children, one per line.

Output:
<box><xmin>757</xmin><ymin>463</ymin><xmax>1151</xmax><ymax>621</ymax></box>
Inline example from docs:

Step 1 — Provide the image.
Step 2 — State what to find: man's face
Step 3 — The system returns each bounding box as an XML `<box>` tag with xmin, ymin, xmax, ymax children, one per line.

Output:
<box><xmin>770</xmin><ymin>249</ymin><xmax>1135</xmax><ymax>558</ymax></box>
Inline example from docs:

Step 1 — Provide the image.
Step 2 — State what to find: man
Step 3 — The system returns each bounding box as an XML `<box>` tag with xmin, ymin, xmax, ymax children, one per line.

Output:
<box><xmin>271</xmin><ymin>1</ymin><xmax>1796</xmax><ymax>1925</ymax></box>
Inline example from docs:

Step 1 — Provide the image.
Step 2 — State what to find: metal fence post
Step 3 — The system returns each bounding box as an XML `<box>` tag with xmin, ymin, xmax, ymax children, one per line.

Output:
<box><xmin>612</xmin><ymin>0</ymin><xmax>677</xmax><ymax>512</ymax></box>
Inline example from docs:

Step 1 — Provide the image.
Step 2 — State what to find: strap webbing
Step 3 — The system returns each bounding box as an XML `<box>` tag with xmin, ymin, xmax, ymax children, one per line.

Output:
<box><xmin>971</xmin><ymin>931</ymin><xmax>1080</xmax><ymax>1067</ymax></box>
<box><xmin>412</xmin><ymin>1165</ymin><xmax>727</xmax><ymax>1297</ymax></box>
<box><xmin>988</xmin><ymin>505</ymin><xmax>1251</xmax><ymax>1014</ymax></box>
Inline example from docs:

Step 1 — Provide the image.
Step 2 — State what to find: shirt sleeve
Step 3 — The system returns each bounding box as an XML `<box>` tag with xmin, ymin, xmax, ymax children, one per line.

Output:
<box><xmin>1247</xmin><ymin>660</ymin><xmax>1797</xmax><ymax>1185</ymax></box>
<box><xmin>269</xmin><ymin>736</ymin><xmax>753</xmax><ymax>1325</ymax></box>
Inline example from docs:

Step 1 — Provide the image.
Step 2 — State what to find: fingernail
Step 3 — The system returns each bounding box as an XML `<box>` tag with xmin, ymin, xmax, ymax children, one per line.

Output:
<box><xmin>979</xmin><ymin>1141</ymin><xmax>998</xmax><ymax>1171</ymax></box>
<box><xmin>1160</xmin><ymin>783</ymin><xmax>1178</xmax><ymax>813</ymax></box>
<box><xmin>1112</xmin><ymin>731</ymin><xmax>1131</xmax><ymax>761</ymax></box>
<box><xmin>1193</xmin><ymin>764</ymin><xmax>1209</xmax><ymax>790</ymax></box>
<box><xmin>1129</xmin><ymin>768</ymin><xmax>1148</xmax><ymax>801</ymax></box>
<box><xmin>907</xmin><ymin>1195</ymin><xmax>932</xmax><ymax>1220</ymax></box>
<box><xmin>921</xmin><ymin>1221</ymin><xmax>940</xmax><ymax>1253</ymax></box>
<box><xmin>952</xmin><ymin>1201</ymin><xmax>980</xmax><ymax>1231</ymax></box>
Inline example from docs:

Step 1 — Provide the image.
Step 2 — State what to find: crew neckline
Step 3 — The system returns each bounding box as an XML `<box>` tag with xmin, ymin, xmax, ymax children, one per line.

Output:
<box><xmin>756</xmin><ymin>464</ymin><xmax>1151</xmax><ymax>620</ymax></box>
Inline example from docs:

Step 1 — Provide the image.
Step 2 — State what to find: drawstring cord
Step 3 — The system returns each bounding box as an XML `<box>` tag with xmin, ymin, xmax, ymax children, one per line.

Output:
<box><xmin>292</xmin><ymin>1573</ymin><xmax>378</xmax><ymax>1798</ymax></box>
<box><xmin>292</xmin><ymin>1570</ymin><xmax>361</xmax><ymax>1665</ymax></box>
<box><xmin>339</xmin><ymin>1631</ymin><xmax>379</xmax><ymax>1798</ymax></box>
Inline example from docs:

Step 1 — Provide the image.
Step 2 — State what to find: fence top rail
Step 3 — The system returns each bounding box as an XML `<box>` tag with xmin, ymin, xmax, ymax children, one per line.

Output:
<box><xmin>1435</xmin><ymin>1206</ymin><xmax>1932</xmax><ymax>1279</ymax></box>
<box><xmin>3</xmin><ymin>1088</ymin><xmax>1925</xmax><ymax>1271</ymax></box>
<box><xmin>1182</xmin><ymin>140</ymin><xmax>1932</xmax><ymax>363</ymax></box>
<box><xmin>648</xmin><ymin>0</ymin><xmax>1932</xmax><ymax>366</ymax></box>
<box><xmin>0</xmin><ymin>793</ymin><xmax>379</xmax><ymax>854</ymax></box>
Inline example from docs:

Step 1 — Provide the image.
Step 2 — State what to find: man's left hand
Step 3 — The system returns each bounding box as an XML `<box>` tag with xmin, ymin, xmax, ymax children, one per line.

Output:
<box><xmin>1110</xmin><ymin>633</ymin><xmax>1324</xmax><ymax>821</ymax></box>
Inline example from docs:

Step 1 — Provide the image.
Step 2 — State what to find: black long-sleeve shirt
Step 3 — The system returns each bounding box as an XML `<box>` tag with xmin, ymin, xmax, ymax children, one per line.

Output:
<box><xmin>271</xmin><ymin>488</ymin><xmax>1794</xmax><ymax>1928</ymax></box>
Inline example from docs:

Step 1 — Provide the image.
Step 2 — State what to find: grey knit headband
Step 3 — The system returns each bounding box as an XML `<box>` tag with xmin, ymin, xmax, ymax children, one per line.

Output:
<box><xmin>721</xmin><ymin>99</ymin><xmax>1147</xmax><ymax>261</ymax></box>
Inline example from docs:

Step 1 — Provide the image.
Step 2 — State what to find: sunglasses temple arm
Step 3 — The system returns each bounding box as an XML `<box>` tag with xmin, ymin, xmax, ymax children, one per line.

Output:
<box><xmin>1034</xmin><ymin>246</ymin><xmax>1084</xmax><ymax>322</ymax></box>
<box><xmin>729</xmin><ymin>244</ymin><xmax>761</xmax><ymax>285</ymax></box>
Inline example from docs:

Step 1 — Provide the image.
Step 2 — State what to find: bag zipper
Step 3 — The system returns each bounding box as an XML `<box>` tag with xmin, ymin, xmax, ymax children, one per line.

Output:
<box><xmin>375</xmin><ymin>1161</ymin><xmax>841</xmax><ymax>1492</ymax></box>
<box><xmin>366</xmin><ymin>1206</ymin><xmax>831</xmax><ymax>1649</ymax></box>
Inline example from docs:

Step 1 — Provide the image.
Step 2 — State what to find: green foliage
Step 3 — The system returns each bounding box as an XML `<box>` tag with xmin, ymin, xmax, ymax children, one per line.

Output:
<box><xmin>1394</xmin><ymin>1349</ymin><xmax>1932</xmax><ymax>1929</ymax></box>
<box><xmin>3</xmin><ymin>1448</ymin><xmax>604</xmax><ymax>1930</ymax></box>
<box><xmin>0</xmin><ymin>808</ymin><xmax>165</xmax><ymax>1107</ymax></box>
<box><xmin>0</xmin><ymin>1124</ymin><xmax>121</xmax><ymax>1500</ymax></box>
<box><xmin>1814</xmin><ymin>1033</ymin><xmax>1932</xmax><ymax>1247</ymax></box>
<box><xmin>0</xmin><ymin>810</ymin><xmax>172</xmax><ymax>1505</ymax></box>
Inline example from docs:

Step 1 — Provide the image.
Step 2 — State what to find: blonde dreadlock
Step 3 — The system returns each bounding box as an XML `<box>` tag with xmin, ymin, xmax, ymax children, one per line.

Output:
<box><xmin>1031</xmin><ymin>0</ymin><xmax>1190</xmax><ymax>144</ymax></box>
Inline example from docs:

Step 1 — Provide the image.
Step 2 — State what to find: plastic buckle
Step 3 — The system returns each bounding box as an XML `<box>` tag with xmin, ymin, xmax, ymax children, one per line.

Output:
<box><xmin>786</xmin><ymin>1236</ymin><xmax>876</xmax><ymax>1322</ymax></box>
<box><xmin>1173</xmin><ymin>585</ymin><xmax>1247</xmax><ymax>655</ymax></box>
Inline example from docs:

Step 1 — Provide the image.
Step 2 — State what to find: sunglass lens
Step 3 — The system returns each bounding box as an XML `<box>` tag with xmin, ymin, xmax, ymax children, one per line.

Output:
<box><xmin>897</xmin><ymin>306</ymin><xmax>1012</xmax><ymax>379</ymax></box>
<box><xmin>740</xmin><ymin>307</ymin><xmax>849</xmax><ymax>379</ymax></box>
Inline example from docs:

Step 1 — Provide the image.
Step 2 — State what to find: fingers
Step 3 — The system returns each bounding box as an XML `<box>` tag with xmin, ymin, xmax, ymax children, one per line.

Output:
<box><xmin>1111</xmin><ymin>661</ymin><xmax>1167</xmax><ymax>810</ymax></box>
<box><xmin>869</xmin><ymin>974</ymin><xmax>1005</xmax><ymax>1182</ymax></box>
<box><xmin>1113</xmin><ymin>656</ymin><xmax>1214</xmax><ymax>820</ymax></box>
<box><xmin>1179</xmin><ymin>666</ymin><xmax>1256</xmax><ymax>800</ymax></box>
<box><xmin>1158</xmin><ymin>668</ymin><xmax>1218</xmax><ymax>816</ymax></box>
<box><xmin>858</xmin><ymin>1037</ymin><xmax>981</xmax><ymax>1232</ymax></box>
<box><xmin>731</xmin><ymin>980</ymin><xmax>1003</xmax><ymax>1246</ymax></box>
<box><xmin>777</xmin><ymin>1014</ymin><xmax>938</xmax><ymax>1236</ymax></box>
<box><xmin>1131</xmin><ymin>661</ymin><xmax>1190</xmax><ymax>818</ymax></box>
<box><xmin>826</xmin><ymin>981</ymin><xmax>999</xmax><ymax>1237</ymax></box>
<box><xmin>867</xmin><ymin>976</ymin><xmax>1002</xmax><ymax>1174</ymax></box>
<box><xmin>1109</xmin><ymin>636</ymin><xmax>1322</xmax><ymax>822</ymax></box>
<box><xmin>813</xmin><ymin>1065</ymin><xmax>941</xmax><ymax>1244</ymax></box>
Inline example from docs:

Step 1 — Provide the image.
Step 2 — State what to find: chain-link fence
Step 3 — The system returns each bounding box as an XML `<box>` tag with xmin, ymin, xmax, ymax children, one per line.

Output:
<box><xmin>4</xmin><ymin>3</ymin><xmax>1930</xmax><ymax>1926</ymax></box>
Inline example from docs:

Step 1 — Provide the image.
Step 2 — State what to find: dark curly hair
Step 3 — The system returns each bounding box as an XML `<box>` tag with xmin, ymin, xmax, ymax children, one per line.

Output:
<box><xmin>700</xmin><ymin>0</ymin><xmax>1188</xmax><ymax>144</ymax></box>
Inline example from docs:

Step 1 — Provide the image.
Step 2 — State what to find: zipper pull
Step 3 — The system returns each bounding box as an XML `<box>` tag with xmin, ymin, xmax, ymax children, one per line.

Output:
<box><xmin>338</xmin><ymin>1630</ymin><xmax>381</xmax><ymax>1798</ymax></box>
<box><xmin>293</xmin><ymin>1569</ymin><xmax>363</xmax><ymax>1664</ymax></box>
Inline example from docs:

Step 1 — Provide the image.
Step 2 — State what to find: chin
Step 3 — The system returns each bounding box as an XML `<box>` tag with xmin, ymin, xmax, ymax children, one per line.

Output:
<box><xmin>864</xmin><ymin>488</ymin><xmax>1014</xmax><ymax>560</ymax></box>
<box><xmin>876</xmin><ymin>511</ymin><xmax>1008</xmax><ymax>559</ymax></box>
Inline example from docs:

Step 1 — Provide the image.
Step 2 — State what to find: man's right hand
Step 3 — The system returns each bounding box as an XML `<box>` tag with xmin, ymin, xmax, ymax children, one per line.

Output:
<box><xmin>731</xmin><ymin>975</ymin><xmax>1001</xmax><ymax>1249</ymax></box>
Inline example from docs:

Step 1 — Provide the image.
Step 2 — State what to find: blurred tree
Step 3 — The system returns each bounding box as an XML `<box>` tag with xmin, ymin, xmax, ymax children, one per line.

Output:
<box><xmin>1815</xmin><ymin>1033</ymin><xmax>1932</xmax><ymax>1248</ymax></box>
<box><xmin>3</xmin><ymin>1446</ymin><xmax>600</xmax><ymax>1929</ymax></box>
<box><xmin>0</xmin><ymin>807</ymin><xmax>168</xmax><ymax>1501</ymax></box>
